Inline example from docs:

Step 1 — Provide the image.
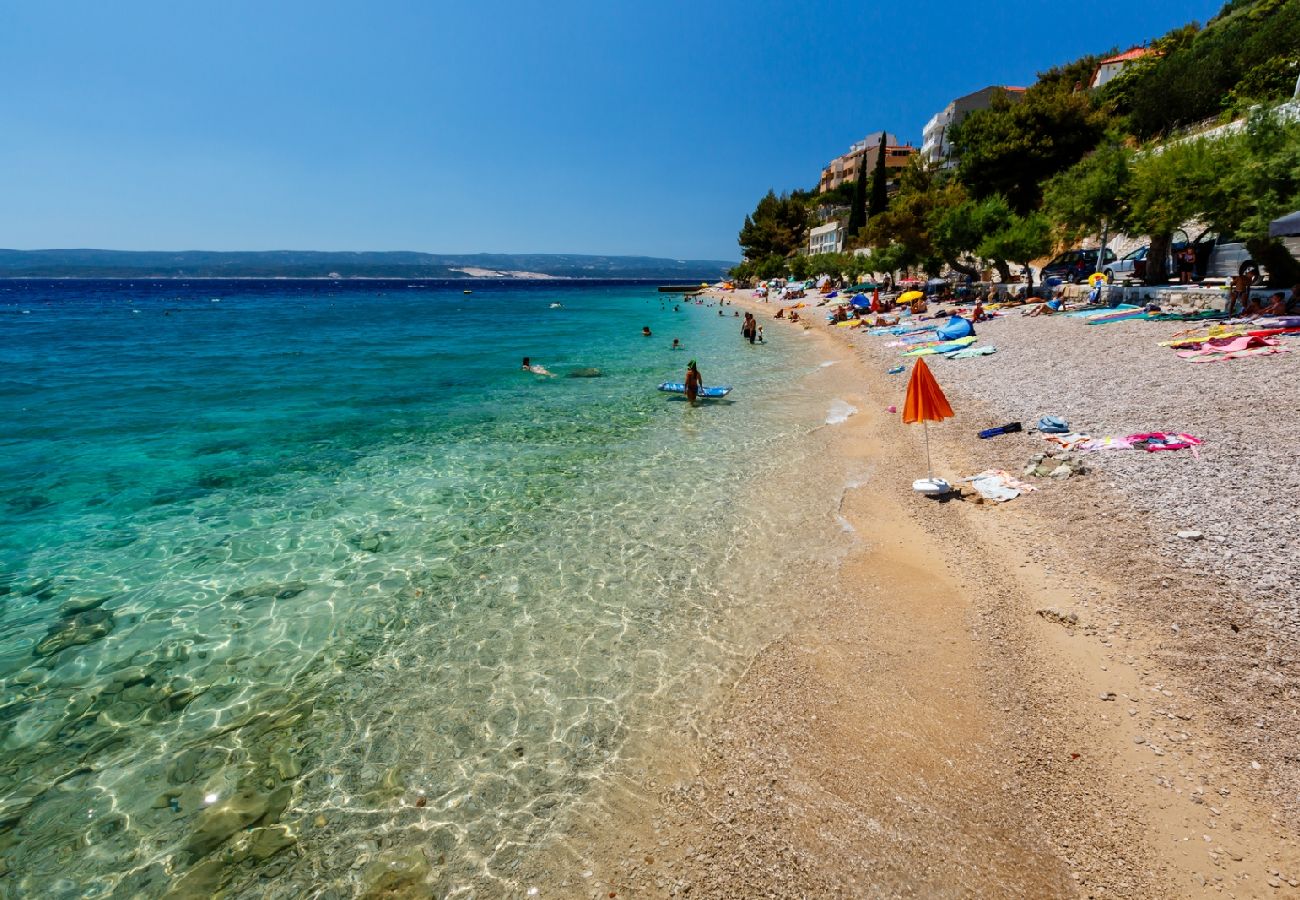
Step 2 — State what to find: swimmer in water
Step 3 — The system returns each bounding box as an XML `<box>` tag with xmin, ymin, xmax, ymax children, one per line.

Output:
<box><xmin>642</xmin><ymin>326</ymin><xmax>652</xmax><ymax>337</ymax></box>
<box><xmin>521</xmin><ymin>357</ymin><xmax>555</xmax><ymax>377</ymax></box>
<box><xmin>671</xmin><ymin>338</ymin><xmax>682</xmax><ymax>350</ymax></box>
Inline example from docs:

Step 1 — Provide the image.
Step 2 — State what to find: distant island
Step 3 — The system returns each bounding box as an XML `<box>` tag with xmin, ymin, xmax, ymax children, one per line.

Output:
<box><xmin>0</xmin><ymin>249</ymin><xmax>737</xmax><ymax>280</ymax></box>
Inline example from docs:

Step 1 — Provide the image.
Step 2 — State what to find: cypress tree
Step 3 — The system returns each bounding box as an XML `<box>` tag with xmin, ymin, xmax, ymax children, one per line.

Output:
<box><xmin>844</xmin><ymin>147</ymin><xmax>869</xmax><ymax>244</ymax></box>
<box><xmin>868</xmin><ymin>131</ymin><xmax>889</xmax><ymax>219</ymax></box>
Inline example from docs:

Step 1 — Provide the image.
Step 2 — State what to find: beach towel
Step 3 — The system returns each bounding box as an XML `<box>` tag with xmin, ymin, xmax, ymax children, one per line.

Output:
<box><xmin>1186</xmin><ymin>344</ymin><xmax>1291</xmax><ymax>363</ymax></box>
<box><xmin>1176</xmin><ymin>335</ymin><xmax>1287</xmax><ymax>361</ymax></box>
<box><xmin>944</xmin><ymin>345</ymin><xmax>997</xmax><ymax>359</ymax></box>
<box><xmin>962</xmin><ymin>469</ymin><xmax>1038</xmax><ymax>503</ymax></box>
<box><xmin>904</xmin><ymin>335</ymin><xmax>977</xmax><ymax>357</ymax></box>
<box><xmin>1086</xmin><ymin>309</ymin><xmax>1149</xmax><ymax>324</ymax></box>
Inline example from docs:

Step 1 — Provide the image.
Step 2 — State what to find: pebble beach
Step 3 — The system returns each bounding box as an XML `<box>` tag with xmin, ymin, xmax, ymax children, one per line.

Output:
<box><xmin>543</xmin><ymin>287</ymin><xmax>1300</xmax><ymax>898</ymax></box>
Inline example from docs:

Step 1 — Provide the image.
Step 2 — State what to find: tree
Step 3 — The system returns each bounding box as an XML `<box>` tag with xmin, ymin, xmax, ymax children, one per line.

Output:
<box><xmin>1196</xmin><ymin>109</ymin><xmax>1300</xmax><ymax>285</ymax></box>
<box><xmin>978</xmin><ymin>211</ymin><xmax>1054</xmax><ymax>294</ymax></box>
<box><xmin>1043</xmin><ymin>140</ymin><xmax>1135</xmax><ymax>244</ymax></box>
<box><xmin>1126</xmin><ymin>138</ymin><xmax>1215</xmax><ymax>283</ymax></box>
<box><xmin>738</xmin><ymin>190</ymin><xmax>811</xmax><ymax>262</ymax></box>
<box><xmin>949</xmin><ymin>86</ymin><xmax>1105</xmax><ymax>214</ymax></box>
<box><xmin>845</xmin><ymin>149</ymin><xmax>869</xmax><ymax>243</ymax></box>
<box><xmin>1103</xmin><ymin>2</ymin><xmax>1300</xmax><ymax>139</ymax></box>
<box><xmin>868</xmin><ymin>131</ymin><xmax>889</xmax><ymax>220</ymax></box>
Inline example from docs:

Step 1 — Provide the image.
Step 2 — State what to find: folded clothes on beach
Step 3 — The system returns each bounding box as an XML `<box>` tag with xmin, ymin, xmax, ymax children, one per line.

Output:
<box><xmin>1043</xmin><ymin>432</ymin><xmax>1093</xmax><ymax>451</ymax></box>
<box><xmin>1125</xmin><ymin>432</ymin><xmax>1203</xmax><ymax>456</ymax></box>
<box><xmin>962</xmin><ymin>469</ymin><xmax>1038</xmax><ymax>503</ymax></box>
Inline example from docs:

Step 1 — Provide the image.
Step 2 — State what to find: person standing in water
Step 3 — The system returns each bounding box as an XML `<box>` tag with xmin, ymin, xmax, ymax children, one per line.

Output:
<box><xmin>671</xmin><ymin>338</ymin><xmax>682</xmax><ymax>350</ymax></box>
<box><xmin>741</xmin><ymin>312</ymin><xmax>756</xmax><ymax>344</ymax></box>
<box><xmin>684</xmin><ymin>359</ymin><xmax>702</xmax><ymax>406</ymax></box>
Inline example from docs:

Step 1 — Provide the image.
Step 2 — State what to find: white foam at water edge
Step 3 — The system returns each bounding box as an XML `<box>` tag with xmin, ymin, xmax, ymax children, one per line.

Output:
<box><xmin>825</xmin><ymin>399</ymin><xmax>857</xmax><ymax>425</ymax></box>
<box><xmin>819</xmin><ymin>360</ymin><xmax>837</xmax><ymax>368</ymax></box>
<box><xmin>836</xmin><ymin>514</ymin><xmax>856</xmax><ymax>534</ymax></box>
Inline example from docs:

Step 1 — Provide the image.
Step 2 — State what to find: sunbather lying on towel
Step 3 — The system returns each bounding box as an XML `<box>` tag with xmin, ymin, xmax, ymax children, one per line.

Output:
<box><xmin>1025</xmin><ymin>292</ymin><xmax>1066</xmax><ymax>317</ymax></box>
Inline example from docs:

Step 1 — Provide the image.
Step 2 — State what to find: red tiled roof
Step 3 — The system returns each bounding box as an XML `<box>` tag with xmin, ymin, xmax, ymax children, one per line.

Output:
<box><xmin>1099</xmin><ymin>47</ymin><xmax>1154</xmax><ymax>65</ymax></box>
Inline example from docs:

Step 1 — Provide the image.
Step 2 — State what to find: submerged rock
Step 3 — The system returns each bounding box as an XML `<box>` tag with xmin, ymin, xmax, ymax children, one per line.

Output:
<box><xmin>33</xmin><ymin>609</ymin><xmax>115</xmax><ymax>657</ymax></box>
<box><xmin>567</xmin><ymin>367</ymin><xmax>603</xmax><ymax>378</ymax></box>
<box><xmin>360</xmin><ymin>847</ymin><xmax>431</xmax><ymax>898</ymax></box>
<box><xmin>223</xmin><ymin>581</ymin><xmax>309</xmax><ymax>604</ymax></box>
<box><xmin>58</xmin><ymin>594</ymin><xmax>110</xmax><ymax>616</ymax></box>
<box><xmin>184</xmin><ymin>789</ymin><xmax>269</xmax><ymax>858</ymax></box>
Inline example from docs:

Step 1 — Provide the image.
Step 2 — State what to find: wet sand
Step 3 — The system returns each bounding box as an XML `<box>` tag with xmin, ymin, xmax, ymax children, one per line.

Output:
<box><xmin>523</xmin><ymin>292</ymin><xmax>1300</xmax><ymax>898</ymax></box>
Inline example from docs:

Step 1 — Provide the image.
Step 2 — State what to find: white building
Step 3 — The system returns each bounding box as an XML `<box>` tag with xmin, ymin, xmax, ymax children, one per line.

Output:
<box><xmin>1090</xmin><ymin>47</ymin><xmax>1157</xmax><ymax>90</ymax></box>
<box><xmin>808</xmin><ymin>221</ymin><xmax>845</xmax><ymax>256</ymax></box>
<box><xmin>921</xmin><ymin>85</ymin><xmax>1025</xmax><ymax>168</ymax></box>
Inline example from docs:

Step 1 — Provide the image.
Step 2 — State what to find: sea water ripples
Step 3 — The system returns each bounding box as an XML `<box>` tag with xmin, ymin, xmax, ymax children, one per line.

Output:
<box><xmin>0</xmin><ymin>281</ymin><xmax>850</xmax><ymax>897</ymax></box>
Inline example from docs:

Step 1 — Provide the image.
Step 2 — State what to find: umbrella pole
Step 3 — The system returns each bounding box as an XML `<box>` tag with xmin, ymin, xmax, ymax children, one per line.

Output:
<box><xmin>924</xmin><ymin>421</ymin><xmax>934</xmax><ymax>479</ymax></box>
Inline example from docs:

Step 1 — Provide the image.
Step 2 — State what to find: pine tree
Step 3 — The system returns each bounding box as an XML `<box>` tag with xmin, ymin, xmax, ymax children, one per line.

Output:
<box><xmin>868</xmin><ymin>131</ymin><xmax>889</xmax><ymax>220</ymax></box>
<box><xmin>845</xmin><ymin>148</ymin><xmax>869</xmax><ymax>244</ymax></box>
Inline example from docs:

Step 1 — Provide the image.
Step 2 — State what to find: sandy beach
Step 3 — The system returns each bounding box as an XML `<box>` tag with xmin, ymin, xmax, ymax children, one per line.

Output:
<box><xmin>529</xmin><ymin>289</ymin><xmax>1300</xmax><ymax>898</ymax></box>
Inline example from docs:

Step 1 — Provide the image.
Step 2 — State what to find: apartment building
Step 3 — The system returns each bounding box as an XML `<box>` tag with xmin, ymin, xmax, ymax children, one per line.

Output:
<box><xmin>817</xmin><ymin>133</ymin><xmax>916</xmax><ymax>194</ymax></box>
<box><xmin>920</xmin><ymin>85</ymin><xmax>1025</xmax><ymax>168</ymax></box>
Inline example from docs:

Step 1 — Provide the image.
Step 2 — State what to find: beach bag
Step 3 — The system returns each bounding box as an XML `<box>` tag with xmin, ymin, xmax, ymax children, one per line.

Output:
<box><xmin>1037</xmin><ymin>416</ymin><xmax>1069</xmax><ymax>434</ymax></box>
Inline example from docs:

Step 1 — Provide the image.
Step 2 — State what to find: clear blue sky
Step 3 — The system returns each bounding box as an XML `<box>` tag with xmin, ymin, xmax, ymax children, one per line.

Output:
<box><xmin>1</xmin><ymin>0</ymin><xmax>1223</xmax><ymax>260</ymax></box>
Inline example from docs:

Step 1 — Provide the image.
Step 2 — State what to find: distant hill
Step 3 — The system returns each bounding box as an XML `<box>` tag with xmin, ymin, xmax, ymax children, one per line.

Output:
<box><xmin>0</xmin><ymin>249</ymin><xmax>737</xmax><ymax>280</ymax></box>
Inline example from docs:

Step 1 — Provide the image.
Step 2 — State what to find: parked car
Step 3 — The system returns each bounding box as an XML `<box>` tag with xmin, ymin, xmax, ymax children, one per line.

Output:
<box><xmin>1192</xmin><ymin>233</ymin><xmax>1264</xmax><ymax>281</ymax></box>
<box><xmin>1041</xmin><ymin>248</ymin><xmax>1118</xmax><ymax>284</ymax></box>
<box><xmin>1103</xmin><ymin>246</ymin><xmax>1149</xmax><ymax>282</ymax></box>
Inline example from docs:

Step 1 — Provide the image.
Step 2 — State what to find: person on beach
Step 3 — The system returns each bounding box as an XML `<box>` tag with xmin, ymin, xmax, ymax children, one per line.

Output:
<box><xmin>1260</xmin><ymin>292</ymin><xmax>1287</xmax><ymax>317</ymax></box>
<box><xmin>642</xmin><ymin>326</ymin><xmax>652</xmax><ymax>337</ymax></box>
<box><xmin>757</xmin><ymin>325</ymin><xmax>765</xmax><ymax>343</ymax></box>
<box><xmin>1241</xmin><ymin>294</ymin><xmax>1265</xmax><ymax>317</ymax></box>
<box><xmin>742</xmin><ymin>312</ymin><xmax>757</xmax><ymax>343</ymax></box>
<box><xmin>971</xmin><ymin>299</ymin><xmax>986</xmax><ymax>322</ymax></box>
<box><xmin>1182</xmin><ymin>246</ymin><xmax>1198</xmax><ymax>283</ymax></box>
<box><xmin>684</xmin><ymin>359</ymin><xmax>702</xmax><ymax>406</ymax></box>
<box><xmin>1026</xmin><ymin>290</ymin><xmax>1066</xmax><ymax>317</ymax></box>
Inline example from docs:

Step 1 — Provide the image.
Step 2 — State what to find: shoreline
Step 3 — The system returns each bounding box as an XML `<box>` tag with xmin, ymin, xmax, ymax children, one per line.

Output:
<box><xmin>529</xmin><ymin>289</ymin><xmax>1300</xmax><ymax>897</ymax></box>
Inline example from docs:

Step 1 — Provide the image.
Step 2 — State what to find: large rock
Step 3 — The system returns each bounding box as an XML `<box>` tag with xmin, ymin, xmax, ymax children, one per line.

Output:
<box><xmin>184</xmin><ymin>789</ymin><xmax>268</xmax><ymax>858</ymax></box>
<box><xmin>360</xmin><ymin>847</ymin><xmax>431</xmax><ymax>898</ymax></box>
<box><xmin>33</xmin><ymin>609</ymin><xmax>115</xmax><ymax>657</ymax></box>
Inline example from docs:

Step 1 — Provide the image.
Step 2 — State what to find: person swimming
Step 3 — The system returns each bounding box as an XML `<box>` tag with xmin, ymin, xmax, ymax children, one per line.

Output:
<box><xmin>671</xmin><ymin>338</ymin><xmax>682</xmax><ymax>350</ymax></box>
<box><xmin>642</xmin><ymin>326</ymin><xmax>652</xmax><ymax>336</ymax></box>
<box><xmin>521</xmin><ymin>357</ymin><xmax>555</xmax><ymax>376</ymax></box>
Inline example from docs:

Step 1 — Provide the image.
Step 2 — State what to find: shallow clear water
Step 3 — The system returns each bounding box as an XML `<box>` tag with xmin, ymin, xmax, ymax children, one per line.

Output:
<box><xmin>0</xmin><ymin>280</ymin><xmax>850</xmax><ymax>896</ymax></box>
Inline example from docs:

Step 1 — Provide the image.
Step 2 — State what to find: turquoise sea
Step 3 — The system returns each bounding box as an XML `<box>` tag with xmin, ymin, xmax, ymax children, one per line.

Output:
<box><xmin>0</xmin><ymin>280</ymin><xmax>855</xmax><ymax>897</ymax></box>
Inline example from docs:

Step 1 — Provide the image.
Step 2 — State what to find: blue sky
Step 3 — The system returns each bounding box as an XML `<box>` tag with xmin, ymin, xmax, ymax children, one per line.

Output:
<box><xmin>1</xmin><ymin>0</ymin><xmax>1223</xmax><ymax>260</ymax></box>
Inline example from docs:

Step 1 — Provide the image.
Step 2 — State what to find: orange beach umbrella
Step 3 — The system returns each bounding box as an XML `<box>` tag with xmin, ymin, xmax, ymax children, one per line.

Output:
<box><xmin>903</xmin><ymin>357</ymin><xmax>953</xmax><ymax>424</ymax></box>
<box><xmin>903</xmin><ymin>357</ymin><xmax>954</xmax><ymax>486</ymax></box>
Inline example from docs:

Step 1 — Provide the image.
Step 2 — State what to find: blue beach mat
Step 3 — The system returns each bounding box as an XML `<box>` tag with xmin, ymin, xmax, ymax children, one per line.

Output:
<box><xmin>658</xmin><ymin>382</ymin><xmax>733</xmax><ymax>398</ymax></box>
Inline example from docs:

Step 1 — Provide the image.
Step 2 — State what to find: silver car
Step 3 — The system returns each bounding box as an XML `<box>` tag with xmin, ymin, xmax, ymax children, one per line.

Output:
<box><xmin>1201</xmin><ymin>235</ymin><xmax>1263</xmax><ymax>280</ymax></box>
<box><xmin>1103</xmin><ymin>246</ymin><xmax>1149</xmax><ymax>282</ymax></box>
